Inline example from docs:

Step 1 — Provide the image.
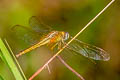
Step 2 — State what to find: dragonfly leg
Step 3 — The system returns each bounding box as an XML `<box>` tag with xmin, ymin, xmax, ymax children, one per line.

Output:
<box><xmin>50</xmin><ymin>43</ymin><xmax>58</xmax><ymax>50</ymax></box>
<box><xmin>58</xmin><ymin>42</ymin><xmax>62</xmax><ymax>50</ymax></box>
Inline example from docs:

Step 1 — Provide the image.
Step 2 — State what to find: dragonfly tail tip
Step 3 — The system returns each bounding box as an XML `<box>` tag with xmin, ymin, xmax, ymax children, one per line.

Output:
<box><xmin>16</xmin><ymin>54</ymin><xmax>20</xmax><ymax>58</ymax></box>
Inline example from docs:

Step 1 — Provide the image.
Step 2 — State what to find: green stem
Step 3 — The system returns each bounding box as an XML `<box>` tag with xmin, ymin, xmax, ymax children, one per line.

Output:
<box><xmin>0</xmin><ymin>75</ymin><xmax>4</xmax><ymax>80</ymax></box>
<box><xmin>0</xmin><ymin>38</ymin><xmax>27</xmax><ymax>80</ymax></box>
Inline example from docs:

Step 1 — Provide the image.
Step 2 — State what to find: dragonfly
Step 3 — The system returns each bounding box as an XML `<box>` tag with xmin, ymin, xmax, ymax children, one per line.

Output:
<box><xmin>12</xmin><ymin>16</ymin><xmax>110</xmax><ymax>61</ymax></box>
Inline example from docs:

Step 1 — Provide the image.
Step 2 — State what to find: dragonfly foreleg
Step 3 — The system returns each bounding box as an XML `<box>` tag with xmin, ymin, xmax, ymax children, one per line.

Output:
<box><xmin>58</xmin><ymin>41</ymin><xmax>62</xmax><ymax>50</ymax></box>
<box><xmin>50</xmin><ymin>43</ymin><xmax>58</xmax><ymax>50</ymax></box>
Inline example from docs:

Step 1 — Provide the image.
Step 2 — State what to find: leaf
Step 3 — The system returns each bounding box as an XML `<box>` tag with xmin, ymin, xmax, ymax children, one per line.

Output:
<box><xmin>0</xmin><ymin>38</ymin><xmax>27</xmax><ymax>80</ymax></box>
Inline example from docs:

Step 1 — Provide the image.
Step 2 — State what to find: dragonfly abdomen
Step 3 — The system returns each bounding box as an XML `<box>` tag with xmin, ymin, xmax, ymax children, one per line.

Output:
<box><xmin>16</xmin><ymin>42</ymin><xmax>43</xmax><ymax>57</ymax></box>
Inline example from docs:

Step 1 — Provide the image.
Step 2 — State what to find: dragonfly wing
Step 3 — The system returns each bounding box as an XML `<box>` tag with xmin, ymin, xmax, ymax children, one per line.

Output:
<box><xmin>11</xmin><ymin>25</ymin><xmax>41</xmax><ymax>45</ymax></box>
<box><xmin>66</xmin><ymin>38</ymin><xmax>110</xmax><ymax>61</ymax></box>
<box><xmin>29</xmin><ymin>16</ymin><xmax>52</xmax><ymax>33</ymax></box>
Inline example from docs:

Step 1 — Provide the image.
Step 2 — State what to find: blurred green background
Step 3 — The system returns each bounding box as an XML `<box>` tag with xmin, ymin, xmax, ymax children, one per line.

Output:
<box><xmin>0</xmin><ymin>0</ymin><xmax>120</xmax><ymax>80</ymax></box>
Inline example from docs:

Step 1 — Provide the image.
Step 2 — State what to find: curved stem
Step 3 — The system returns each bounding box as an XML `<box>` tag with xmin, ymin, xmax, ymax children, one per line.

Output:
<box><xmin>57</xmin><ymin>56</ymin><xmax>85</xmax><ymax>80</ymax></box>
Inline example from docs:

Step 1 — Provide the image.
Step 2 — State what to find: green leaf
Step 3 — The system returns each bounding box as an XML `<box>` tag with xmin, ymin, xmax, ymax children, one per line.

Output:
<box><xmin>0</xmin><ymin>38</ymin><xmax>27</xmax><ymax>80</ymax></box>
<box><xmin>0</xmin><ymin>75</ymin><xmax>4</xmax><ymax>80</ymax></box>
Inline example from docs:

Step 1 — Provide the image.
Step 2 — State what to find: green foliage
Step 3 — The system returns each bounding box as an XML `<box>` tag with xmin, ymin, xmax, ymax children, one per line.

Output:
<box><xmin>0</xmin><ymin>75</ymin><xmax>4</xmax><ymax>80</ymax></box>
<box><xmin>0</xmin><ymin>38</ymin><xmax>27</xmax><ymax>80</ymax></box>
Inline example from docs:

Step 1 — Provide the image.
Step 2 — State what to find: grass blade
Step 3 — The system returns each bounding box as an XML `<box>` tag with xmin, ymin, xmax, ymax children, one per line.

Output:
<box><xmin>0</xmin><ymin>75</ymin><xmax>4</xmax><ymax>80</ymax></box>
<box><xmin>0</xmin><ymin>38</ymin><xmax>27</xmax><ymax>80</ymax></box>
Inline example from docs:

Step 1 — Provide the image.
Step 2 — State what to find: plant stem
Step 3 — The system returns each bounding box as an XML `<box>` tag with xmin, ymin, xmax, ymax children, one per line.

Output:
<box><xmin>0</xmin><ymin>75</ymin><xmax>4</xmax><ymax>80</ymax></box>
<box><xmin>4</xmin><ymin>39</ymin><xmax>27</xmax><ymax>80</ymax></box>
<box><xmin>57</xmin><ymin>56</ymin><xmax>85</xmax><ymax>80</ymax></box>
<box><xmin>0</xmin><ymin>38</ymin><xmax>26</xmax><ymax>80</ymax></box>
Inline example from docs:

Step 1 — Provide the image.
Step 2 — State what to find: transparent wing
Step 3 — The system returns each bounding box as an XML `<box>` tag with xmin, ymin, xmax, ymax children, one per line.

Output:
<box><xmin>66</xmin><ymin>38</ymin><xmax>110</xmax><ymax>61</ymax></box>
<box><xmin>29</xmin><ymin>16</ymin><xmax>52</xmax><ymax>33</ymax></box>
<box><xmin>11</xmin><ymin>25</ymin><xmax>42</xmax><ymax>45</ymax></box>
<box><xmin>11</xmin><ymin>16</ymin><xmax>52</xmax><ymax>45</ymax></box>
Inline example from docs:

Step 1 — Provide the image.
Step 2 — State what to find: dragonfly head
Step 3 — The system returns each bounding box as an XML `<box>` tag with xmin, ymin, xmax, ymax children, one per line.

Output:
<box><xmin>63</xmin><ymin>32</ymin><xmax>69</xmax><ymax>41</ymax></box>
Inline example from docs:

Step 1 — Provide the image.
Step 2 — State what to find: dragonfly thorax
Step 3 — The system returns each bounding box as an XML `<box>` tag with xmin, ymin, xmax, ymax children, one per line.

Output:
<box><xmin>56</xmin><ymin>31</ymin><xmax>69</xmax><ymax>41</ymax></box>
<box><xmin>46</xmin><ymin>31</ymin><xmax>69</xmax><ymax>43</ymax></box>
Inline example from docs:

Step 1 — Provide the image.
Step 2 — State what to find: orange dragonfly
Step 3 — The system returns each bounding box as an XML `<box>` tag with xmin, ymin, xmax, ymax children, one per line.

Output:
<box><xmin>12</xmin><ymin>16</ymin><xmax>110</xmax><ymax>61</ymax></box>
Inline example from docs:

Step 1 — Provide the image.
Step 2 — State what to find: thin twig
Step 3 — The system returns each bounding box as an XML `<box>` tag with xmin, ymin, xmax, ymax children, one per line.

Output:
<box><xmin>57</xmin><ymin>55</ymin><xmax>85</xmax><ymax>80</ymax></box>
<box><xmin>29</xmin><ymin>0</ymin><xmax>115</xmax><ymax>80</ymax></box>
<box><xmin>46</xmin><ymin>64</ymin><xmax>51</xmax><ymax>74</ymax></box>
<box><xmin>0</xmin><ymin>38</ymin><xmax>25</xmax><ymax>80</ymax></box>
<box><xmin>4</xmin><ymin>39</ymin><xmax>27</xmax><ymax>80</ymax></box>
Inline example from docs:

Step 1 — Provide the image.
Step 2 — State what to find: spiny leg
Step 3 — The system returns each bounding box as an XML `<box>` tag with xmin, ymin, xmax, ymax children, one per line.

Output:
<box><xmin>50</xmin><ymin>43</ymin><xmax>58</xmax><ymax>50</ymax></box>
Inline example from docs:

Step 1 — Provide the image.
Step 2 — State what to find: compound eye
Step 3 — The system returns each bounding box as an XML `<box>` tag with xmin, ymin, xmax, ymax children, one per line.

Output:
<box><xmin>64</xmin><ymin>32</ymin><xmax>69</xmax><ymax>40</ymax></box>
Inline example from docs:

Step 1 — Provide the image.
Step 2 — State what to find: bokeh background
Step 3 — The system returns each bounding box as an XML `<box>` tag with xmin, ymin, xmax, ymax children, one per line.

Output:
<box><xmin>0</xmin><ymin>0</ymin><xmax>120</xmax><ymax>80</ymax></box>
